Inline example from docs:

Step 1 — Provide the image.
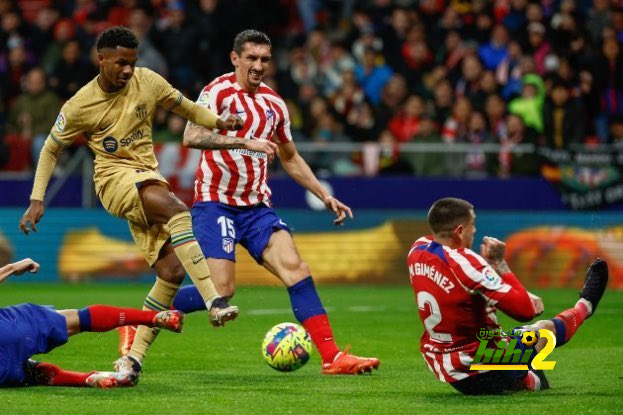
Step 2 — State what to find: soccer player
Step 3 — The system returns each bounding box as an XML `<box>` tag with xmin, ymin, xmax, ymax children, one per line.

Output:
<box><xmin>407</xmin><ymin>197</ymin><xmax>609</xmax><ymax>394</ymax></box>
<box><xmin>18</xmin><ymin>26</ymin><xmax>277</xmax><ymax>375</ymax></box>
<box><xmin>119</xmin><ymin>29</ymin><xmax>380</xmax><ymax>375</ymax></box>
<box><xmin>0</xmin><ymin>258</ymin><xmax>184</xmax><ymax>388</ymax></box>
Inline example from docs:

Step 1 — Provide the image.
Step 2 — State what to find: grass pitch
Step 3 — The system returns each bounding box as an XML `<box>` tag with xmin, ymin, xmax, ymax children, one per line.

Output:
<box><xmin>0</xmin><ymin>283</ymin><xmax>621</xmax><ymax>415</ymax></box>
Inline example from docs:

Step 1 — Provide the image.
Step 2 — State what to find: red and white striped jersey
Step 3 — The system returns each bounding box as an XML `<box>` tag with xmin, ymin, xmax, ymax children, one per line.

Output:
<box><xmin>407</xmin><ymin>236</ymin><xmax>535</xmax><ymax>384</ymax></box>
<box><xmin>193</xmin><ymin>73</ymin><xmax>293</xmax><ymax>206</ymax></box>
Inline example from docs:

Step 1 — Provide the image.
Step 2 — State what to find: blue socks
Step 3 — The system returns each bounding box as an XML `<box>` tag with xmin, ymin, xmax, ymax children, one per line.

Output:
<box><xmin>287</xmin><ymin>276</ymin><xmax>326</xmax><ymax>322</ymax></box>
<box><xmin>172</xmin><ymin>285</ymin><xmax>207</xmax><ymax>313</ymax></box>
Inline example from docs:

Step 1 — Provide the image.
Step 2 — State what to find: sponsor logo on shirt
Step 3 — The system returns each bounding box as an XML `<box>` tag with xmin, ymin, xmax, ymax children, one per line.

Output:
<box><xmin>121</xmin><ymin>129</ymin><xmax>144</xmax><ymax>147</ymax></box>
<box><xmin>103</xmin><ymin>136</ymin><xmax>118</xmax><ymax>153</ymax></box>
<box><xmin>54</xmin><ymin>111</ymin><xmax>66</xmax><ymax>132</ymax></box>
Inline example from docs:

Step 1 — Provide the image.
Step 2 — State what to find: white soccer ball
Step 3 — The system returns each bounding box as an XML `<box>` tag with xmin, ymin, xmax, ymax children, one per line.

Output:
<box><xmin>261</xmin><ymin>322</ymin><xmax>312</xmax><ymax>372</ymax></box>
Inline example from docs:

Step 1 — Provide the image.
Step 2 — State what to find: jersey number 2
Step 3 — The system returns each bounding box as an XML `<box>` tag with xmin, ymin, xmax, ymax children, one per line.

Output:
<box><xmin>417</xmin><ymin>291</ymin><xmax>452</xmax><ymax>342</ymax></box>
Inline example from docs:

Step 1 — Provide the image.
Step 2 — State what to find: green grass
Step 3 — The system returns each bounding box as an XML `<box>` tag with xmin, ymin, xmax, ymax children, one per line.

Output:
<box><xmin>1</xmin><ymin>284</ymin><xmax>622</xmax><ymax>415</ymax></box>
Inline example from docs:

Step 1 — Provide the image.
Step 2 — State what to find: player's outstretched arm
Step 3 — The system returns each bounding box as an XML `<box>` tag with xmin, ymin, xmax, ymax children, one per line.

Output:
<box><xmin>20</xmin><ymin>138</ymin><xmax>65</xmax><ymax>235</ymax></box>
<box><xmin>278</xmin><ymin>141</ymin><xmax>353</xmax><ymax>225</ymax></box>
<box><xmin>0</xmin><ymin>258</ymin><xmax>40</xmax><ymax>283</ymax></box>
<box><xmin>183</xmin><ymin>122</ymin><xmax>278</xmax><ymax>161</ymax></box>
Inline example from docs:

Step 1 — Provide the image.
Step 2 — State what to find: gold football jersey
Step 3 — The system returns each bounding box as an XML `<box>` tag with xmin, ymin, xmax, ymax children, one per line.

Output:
<box><xmin>49</xmin><ymin>67</ymin><xmax>183</xmax><ymax>180</ymax></box>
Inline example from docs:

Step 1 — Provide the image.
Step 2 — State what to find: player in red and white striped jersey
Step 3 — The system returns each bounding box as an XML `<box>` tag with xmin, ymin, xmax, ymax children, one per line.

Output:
<box><xmin>177</xmin><ymin>29</ymin><xmax>379</xmax><ymax>375</ymax></box>
<box><xmin>408</xmin><ymin>198</ymin><xmax>609</xmax><ymax>394</ymax></box>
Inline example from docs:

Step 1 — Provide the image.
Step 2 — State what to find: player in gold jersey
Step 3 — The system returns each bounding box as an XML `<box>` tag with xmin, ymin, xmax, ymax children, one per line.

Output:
<box><xmin>18</xmin><ymin>26</ymin><xmax>277</xmax><ymax>377</ymax></box>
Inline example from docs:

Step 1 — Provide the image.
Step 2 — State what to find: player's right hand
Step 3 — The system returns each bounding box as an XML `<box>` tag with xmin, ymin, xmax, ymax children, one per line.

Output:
<box><xmin>11</xmin><ymin>258</ymin><xmax>40</xmax><ymax>275</ymax></box>
<box><xmin>246</xmin><ymin>139</ymin><xmax>279</xmax><ymax>162</ymax></box>
<box><xmin>20</xmin><ymin>200</ymin><xmax>45</xmax><ymax>235</ymax></box>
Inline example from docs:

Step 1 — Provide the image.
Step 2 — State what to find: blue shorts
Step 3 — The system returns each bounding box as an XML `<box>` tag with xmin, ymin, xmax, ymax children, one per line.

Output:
<box><xmin>0</xmin><ymin>303</ymin><xmax>68</xmax><ymax>387</ymax></box>
<box><xmin>191</xmin><ymin>201</ymin><xmax>290</xmax><ymax>264</ymax></box>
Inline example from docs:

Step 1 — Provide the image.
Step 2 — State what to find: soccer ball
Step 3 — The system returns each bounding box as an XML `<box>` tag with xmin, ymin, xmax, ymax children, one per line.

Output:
<box><xmin>521</xmin><ymin>330</ymin><xmax>539</xmax><ymax>347</ymax></box>
<box><xmin>261</xmin><ymin>322</ymin><xmax>312</xmax><ymax>372</ymax></box>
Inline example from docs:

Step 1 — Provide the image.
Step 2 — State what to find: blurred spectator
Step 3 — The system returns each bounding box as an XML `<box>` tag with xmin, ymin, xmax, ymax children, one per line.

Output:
<box><xmin>354</xmin><ymin>47</ymin><xmax>393</xmax><ymax>105</ymax></box>
<box><xmin>320</xmin><ymin>40</ymin><xmax>355</xmax><ymax>96</ymax></box>
<box><xmin>432</xmin><ymin>78</ymin><xmax>454</xmax><ymax>125</ymax></box>
<box><xmin>609</xmin><ymin>115</ymin><xmax>623</xmax><ymax>147</ymax></box>
<box><xmin>376</xmin><ymin>129</ymin><xmax>413</xmax><ymax>175</ymax></box>
<box><xmin>454</xmin><ymin>53</ymin><xmax>485</xmax><ymax>106</ymax></box>
<box><xmin>387</xmin><ymin>95</ymin><xmax>425</xmax><ymax>143</ymax></box>
<box><xmin>330</xmin><ymin>70</ymin><xmax>364</xmax><ymax>120</ymax></box>
<box><xmin>543</xmin><ymin>81</ymin><xmax>584</xmax><ymax>149</ymax></box>
<box><xmin>48</xmin><ymin>40</ymin><xmax>92</xmax><ymax>99</ymax></box>
<box><xmin>152</xmin><ymin>0</ymin><xmax>201</xmax><ymax>91</ymax></box>
<box><xmin>378</xmin><ymin>7</ymin><xmax>413</xmax><ymax>73</ymax></box>
<box><xmin>508</xmin><ymin>73</ymin><xmax>545</xmax><ymax>133</ymax></box>
<box><xmin>495</xmin><ymin>114</ymin><xmax>540</xmax><ymax>178</ymax></box>
<box><xmin>586</xmin><ymin>0</ymin><xmax>612</xmax><ymax>43</ymax></box>
<box><xmin>0</xmin><ymin>41</ymin><xmax>34</xmax><ymax>105</ymax></box>
<box><xmin>459</xmin><ymin>110</ymin><xmax>494</xmax><ymax>178</ymax></box>
<box><xmin>27</xmin><ymin>7</ymin><xmax>59</xmax><ymax>57</ymax></box>
<box><xmin>40</xmin><ymin>18</ymin><xmax>76</xmax><ymax>74</ymax></box>
<box><xmin>484</xmin><ymin>93</ymin><xmax>507</xmax><ymax>138</ymax></box>
<box><xmin>436</xmin><ymin>30</ymin><xmax>465</xmax><ymax>74</ymax></box>
<box><xmin>526</xmin><ymin>22</ymin><xmax>551</xmax><ymax>75</ymax></box>
<box><xmin>344</xmin><ymin>100</ymin><xmax>379</xmax><ymax>143</ymax></box>
<box><xmin>6</xmin><ymin>67</ymin><xmax>60</xmax><ymax>165</ymax></box>
<box><xmin>128</xmin><ymin>8</ymin><xmax>168</xmax><ymax>76</ymax></box>
<box><xmin>153</xmin><ymin>113</ymin><xmax>185</xmax><ymax>143</ymax></box>
<box><xmin>406</xmin><ymin>113</ymin><xmax>447</xmax><ymax>177</ymax></box>
<box><xmin>374</xmin><ymin>74</ymin><xmax>407</xmax><ymax>131</ymax></box>
<box><xmin>442</xmin><ymin>96</ymin><xmax>472</xmax><ymax>143</ymax></box>
<box><xmin>593</xmin><ymin>37</ymin><xmax>623</xmax><ymax>141</ymax></box>
<box><xmin>479</xmin><ymin>24</ymin><xmax>509</xmax><ymax>70</ymax></box>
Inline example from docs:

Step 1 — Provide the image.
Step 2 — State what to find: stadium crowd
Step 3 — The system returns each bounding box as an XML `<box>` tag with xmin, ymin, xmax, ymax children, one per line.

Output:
<box><xmin>0</xmin><ymin>0</ymin><xmax>621</xmax><ymax>177</ymax></box>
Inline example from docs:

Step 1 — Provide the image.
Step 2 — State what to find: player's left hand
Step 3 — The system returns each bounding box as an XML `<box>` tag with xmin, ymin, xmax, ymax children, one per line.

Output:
<box><xmin>480</xmin><ymin>236</ymin><xmax>506</xmax><ymax>263</ymax></box>
<box><xmin>11</xmin><ymin>258</ymin><xmax>40</xmax><ymax>276</ymax></box>
<box><xmin>216</xmin><ymin>115</ymin><xmax>243</xmax><ymax>131</ymax></box>
<box><xmin>324</xmin><ymin>195</ymin><xmax>353</xmax><ymax>226</ymax></box>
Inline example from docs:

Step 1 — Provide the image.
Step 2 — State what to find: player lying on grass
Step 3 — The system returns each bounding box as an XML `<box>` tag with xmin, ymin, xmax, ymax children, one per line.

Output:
<box><xmin>407</xmin><ymin>197</ymin><xmax>609</xmax><ymax>394</ymax></box>
<box><xmin>0</xmin><ymin>258</ymin><xmax>184</xmax><ymax>388</ymax></box>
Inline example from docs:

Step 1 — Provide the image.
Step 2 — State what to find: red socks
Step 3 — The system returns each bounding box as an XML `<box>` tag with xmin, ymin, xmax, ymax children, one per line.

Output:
<box><xmin>302</xmin><ymin>314</ymin><xmax>340</xmax><ymax>364</ymax></box>
<box><xmin>554</xmin><ymin>301</ymin><xmax>590</xmax><ymax>343</ymax></box>
<box><xmin>80</xmin><ymin>305</ymin><xmax>158</xmax><ymax>332</ymax></box>
<box><xmin>33</xmin><ymin>362</ymin><xmax>92</xmax><ymax>386</ymax></box>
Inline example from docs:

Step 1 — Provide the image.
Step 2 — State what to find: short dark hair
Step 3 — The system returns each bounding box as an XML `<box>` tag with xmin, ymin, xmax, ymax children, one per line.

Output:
<box><xmin>96</xmin><ymin>26</ymin><xmax>139</xmax><ymax>51</ymax></box>
<box><xmin>428</xmin><ymin>198</ymin><xmax>474</xmax><ymax>234</ymax></box>
<box><xmin>233</xmin><ymin>29</ymin><xmax>271</xmax><ymax>55</ymax></box>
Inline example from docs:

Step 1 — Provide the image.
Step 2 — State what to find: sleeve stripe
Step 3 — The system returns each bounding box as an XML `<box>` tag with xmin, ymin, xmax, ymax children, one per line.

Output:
<box><xmin>49</xmin><ymin>132</ymin><xmax>67</xmax><ymax>147</ymax></box>
<box><xmin>167</xmin><ymin>92</ymin><xmax>183</xmax><ymax>111</ymax></box>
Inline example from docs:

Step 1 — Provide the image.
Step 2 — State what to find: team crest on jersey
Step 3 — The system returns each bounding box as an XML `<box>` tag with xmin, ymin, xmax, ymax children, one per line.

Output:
<box><xmin>103</xmin><ymin>136</ymin><xmax>118</xmax><ymax>153</ymax></box>
<box><xmin>135</xmin><ymin>104</ymin><xmax>147</xmax><ymax>120</ymax></box>
<box><xmin>54</xmin><ymin>111</ymin><xmax>66</xmax><ymax>132</ymax></box>
<box><xmin>222</xmin><ymin>237</ymin><xmax>234</xmax><ymax>254</ymax></box>
<box><xmin>266</xmin><ymin>109</ymin><xmax>275</xmax><ymax>119</ymax></box>
<box><xmin>197</xmin><ymin>91</ymin><xmax>209</xmax><ymax>107</ymax></box>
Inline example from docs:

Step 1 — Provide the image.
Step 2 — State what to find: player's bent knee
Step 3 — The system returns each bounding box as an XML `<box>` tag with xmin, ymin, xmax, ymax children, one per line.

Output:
<box><xmin>157</xmin><ymin>263</ymin><xmax>186</xmax><ymax>284</ymax></box>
